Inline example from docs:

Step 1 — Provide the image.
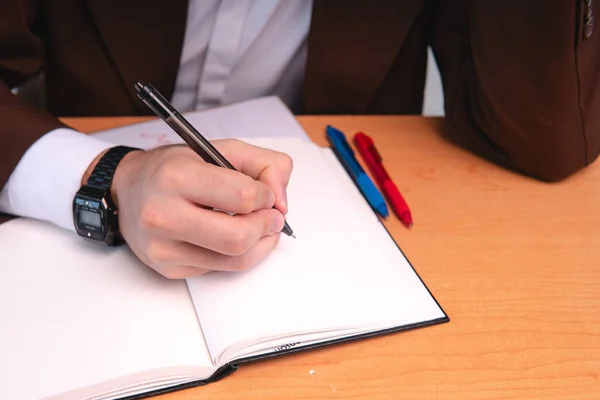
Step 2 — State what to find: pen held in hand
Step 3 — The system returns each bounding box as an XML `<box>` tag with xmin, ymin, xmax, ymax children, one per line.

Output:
<box><xmin>134</xmin><ymin>81</ymin><xmax>295</xmax><ymax>238</ymax></box>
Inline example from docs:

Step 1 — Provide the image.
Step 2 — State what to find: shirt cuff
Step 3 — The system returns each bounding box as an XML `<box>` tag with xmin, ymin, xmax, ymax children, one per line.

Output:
<box><xmin>0</xmin><ymin>128</ymin><xmax>116</xmax><ymax>231</ymax></box>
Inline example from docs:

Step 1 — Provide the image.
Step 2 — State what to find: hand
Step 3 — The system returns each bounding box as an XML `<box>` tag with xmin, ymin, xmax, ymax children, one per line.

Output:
<box><xmin>106</xmin><ymin>139</ymin><xmax>293</xmax><ymax>279</ymax></box>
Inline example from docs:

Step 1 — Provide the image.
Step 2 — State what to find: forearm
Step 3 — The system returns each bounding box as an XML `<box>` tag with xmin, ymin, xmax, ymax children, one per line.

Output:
<box><xmin>0</xmin><ymin>0</ymin><xmax>119</xmax><ymax>228</ymax></box>
<box><xmin>0</xmin><ymin>82</ymin><xmax>67</xmax><ymax>187</ymax></box>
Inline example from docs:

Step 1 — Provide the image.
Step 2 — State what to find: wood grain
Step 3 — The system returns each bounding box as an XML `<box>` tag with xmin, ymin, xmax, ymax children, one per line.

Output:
<box><xmin>63</xmin><ymin>115</ymin><xmax>600</xmax><ymax>399</ymax></box>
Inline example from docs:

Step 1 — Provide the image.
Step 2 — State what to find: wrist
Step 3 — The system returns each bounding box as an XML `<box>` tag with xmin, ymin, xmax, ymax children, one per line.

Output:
<box><xmin>81</xmin><ymin>150</ymin><xmax>109</xmax><ymax>186</ymax></box>
<box><xmin>74</xmin><ymin>146</ymin><xmax>142</xmax><ymax>246</ymax></box>
<box><xmin>81</xmin><ymin>149</ymin><xmax>142</xmax><ymax>209</ymax></box>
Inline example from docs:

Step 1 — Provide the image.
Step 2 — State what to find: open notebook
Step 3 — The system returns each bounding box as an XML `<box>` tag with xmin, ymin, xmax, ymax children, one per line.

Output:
<box><xmin>0</xmin><ymin>97</ymin><xmax>448</xmax><ymax>400</ymax></box>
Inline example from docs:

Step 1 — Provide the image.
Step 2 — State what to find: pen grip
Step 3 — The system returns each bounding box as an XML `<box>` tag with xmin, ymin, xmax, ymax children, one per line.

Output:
<box><xmin>165</xmin><ymin>115</ymin><xmax>236</xmax><ymax>170</ymax></box>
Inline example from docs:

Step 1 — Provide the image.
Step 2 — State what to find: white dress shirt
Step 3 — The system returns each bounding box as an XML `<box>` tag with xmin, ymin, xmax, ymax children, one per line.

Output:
<box><xmin>0</xmin><ymin>0</ymin><xmax>312</xmax><ymax>231</ymax></box>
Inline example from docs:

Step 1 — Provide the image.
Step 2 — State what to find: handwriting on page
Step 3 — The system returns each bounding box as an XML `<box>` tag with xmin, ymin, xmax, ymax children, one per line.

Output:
<box><xmin>273</xmin><ymin>342</ymin><xmax>301</xmax><ymax>352</ymax></box>
<box><xmin>92</xmin><ymin>97</ymin><xmax>311</xmax><ymax>153</ymax></box>
<box><xmin>139</xmin><ymin>132</ymin><xmax>177</xmax><ymax>148</ymax></box>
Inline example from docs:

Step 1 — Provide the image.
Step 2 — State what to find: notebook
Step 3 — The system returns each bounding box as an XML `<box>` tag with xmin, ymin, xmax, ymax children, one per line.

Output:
<box><xmin>0</xmin><ymin>97</ymin><xmax>448</xmax><ymax>400</ymax></box>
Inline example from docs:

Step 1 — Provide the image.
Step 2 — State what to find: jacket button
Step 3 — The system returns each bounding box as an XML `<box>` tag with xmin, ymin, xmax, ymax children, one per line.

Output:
<box><xmin>585</xmin><ymin>17</ymin><xmax>594</xmax><ymax>38</ymax></box>
<box><xmin>584</xmin><ymin>0</ymin><xmax>594</xmax><ymax>39</ymax></box>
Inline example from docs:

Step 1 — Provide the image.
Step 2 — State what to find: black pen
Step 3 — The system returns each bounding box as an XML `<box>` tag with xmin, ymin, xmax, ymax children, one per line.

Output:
<box><xmin>134</xmin><ymin>81</ymin><xmax>295</xmax><ymax>238</ymax></box>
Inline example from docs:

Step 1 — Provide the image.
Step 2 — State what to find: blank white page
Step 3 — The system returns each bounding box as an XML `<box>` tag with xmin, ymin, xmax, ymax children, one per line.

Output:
<box><xmin>0</xmin><ymin>219</ymin><xmax>212</xmax><ymax>400</ymax></box>
<box><xmin>186</xmin><ymin>138</ymin><xmax>446</xmax><ymax>365</ymax></box>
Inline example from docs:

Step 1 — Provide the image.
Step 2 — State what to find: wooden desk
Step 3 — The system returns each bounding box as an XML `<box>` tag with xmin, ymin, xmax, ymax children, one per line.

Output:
<box><xmin>64</xmin><ymin>115</ymin><xmax>600</xmax><ymax>400</ymax></box>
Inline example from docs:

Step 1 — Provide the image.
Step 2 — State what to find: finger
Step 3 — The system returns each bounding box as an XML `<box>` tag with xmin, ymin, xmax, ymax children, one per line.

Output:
<box><xmin>155</xmin><ymin>265</ymin><xmax>211</xmax><ymax>279</ymax></box>
<box><xmin>212</xmin><ymin>139</ymin><xmax>293</xmax><ymax>214</ymax></box>
<box><xmin>160</xmin><ymin>235</ymin><xmax>281</xmax><ymax>273</ymax></box>
<box><xmin>179</xmin><ymin>163</ymin><xmax>275</xmax><ymax>213</ymax></box>
<box><xmin>161</xmin><ymin>201</ymin><xmax>285</xmax><ymax>256</ymax></box>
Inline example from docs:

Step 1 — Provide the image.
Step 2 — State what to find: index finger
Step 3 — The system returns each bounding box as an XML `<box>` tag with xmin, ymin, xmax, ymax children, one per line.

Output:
<box><xmin>212</xmin><ymin>139</ymin><xmax>293</xmax><ymax>214</ymax></box>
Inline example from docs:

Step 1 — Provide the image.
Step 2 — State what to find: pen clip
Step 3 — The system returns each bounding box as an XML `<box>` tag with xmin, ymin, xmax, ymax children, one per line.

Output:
<box><xmin>327</xmin><ymin>125</ymin><xmax>355</xmax><ymax>157</ymax></box>
<box><xmin>339</xmin><ymin>135</ymin><xmax>355</xmax><ymax>157</ymax></box>
<box><xmin>327</xmin><ymin>125</ymin><xmax>366</xmax><ymax>178</ymax></box>
<box><xmin>354</xmin><ymin>132</ymin><xmax>381</xmax><ymax>163</ymax></box>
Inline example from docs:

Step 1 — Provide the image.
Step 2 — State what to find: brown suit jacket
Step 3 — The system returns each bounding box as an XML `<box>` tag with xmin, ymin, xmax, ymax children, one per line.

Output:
<box><xmin>1</xmin><ymin>0</ymin><xmax>599</xmax><ymax>196</ymax></box>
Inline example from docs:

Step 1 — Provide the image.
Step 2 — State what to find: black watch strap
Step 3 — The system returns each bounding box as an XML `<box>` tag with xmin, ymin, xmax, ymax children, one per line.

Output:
<box><xmin>87</xmin><ymin>146</ymin><xmax>140</xmax><ymax>189</ymax></box>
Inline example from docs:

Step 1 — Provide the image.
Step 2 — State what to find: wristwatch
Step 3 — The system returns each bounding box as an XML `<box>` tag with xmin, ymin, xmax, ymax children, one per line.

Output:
<box><xmin>73</xmin><ymin>146</ymin><xmax>140</xmax><ymax>246</ymax></box>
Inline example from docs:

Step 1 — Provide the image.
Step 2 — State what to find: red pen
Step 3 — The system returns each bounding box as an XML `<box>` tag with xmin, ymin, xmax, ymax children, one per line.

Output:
<box><xmin>353</xmin><ymin>132</ymin><xmax>413</xmax><ymax>227</ymax></box>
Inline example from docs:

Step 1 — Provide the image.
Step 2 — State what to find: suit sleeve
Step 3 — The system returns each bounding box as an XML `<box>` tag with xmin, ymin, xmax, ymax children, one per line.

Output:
<box><xmin>431</xmin><ymin>0</ymin><xmax>600</xmax><ymax>181</ymax></box>
<box><xmin>0</xmin><ymin>1</ymin><xmax>117</xmax><ymax>228</ymax></box>
<box><xmin>0</xmin><ymin>0</ymin><xmax>68</xmax><ymax>189</ymax></box>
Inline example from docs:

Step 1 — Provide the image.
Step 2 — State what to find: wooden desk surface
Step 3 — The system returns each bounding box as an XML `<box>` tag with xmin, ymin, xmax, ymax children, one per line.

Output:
<box><xmin>64</xmin><ymin>115</ymin><xmax>600</xmax><ymax>400</ymax></box>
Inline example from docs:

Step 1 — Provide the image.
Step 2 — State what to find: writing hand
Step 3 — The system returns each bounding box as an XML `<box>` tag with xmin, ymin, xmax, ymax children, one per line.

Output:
<box><xmin>106</xmin><ymin>139</ymin><xmax>293</xmax><ymax>279</ymax></box>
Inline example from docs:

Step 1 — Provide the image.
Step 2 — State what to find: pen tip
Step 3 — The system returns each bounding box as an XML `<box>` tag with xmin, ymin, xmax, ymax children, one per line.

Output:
<box><xmin>290</xmin><ymin>233</ymin><xmax>297</xmax><ymax>239</ymax></box>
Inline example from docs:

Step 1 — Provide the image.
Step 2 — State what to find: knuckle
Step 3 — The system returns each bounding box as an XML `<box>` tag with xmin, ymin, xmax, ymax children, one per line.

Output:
<box><xmin>221</xmin><ymin>229</ymin><xmax>252</xmax><ymax>256</ymax></box>
<box><xmin>145</xmin><ymin>241</ymin><xmax>171</xmax><ymax>263</ymax></box>
<box><xmin>154</xmin><ymin>162</ymin><xmax>185</xmax><ymax>190</ymax></box>
<box><xmin>235</xmin><ymin>179</ymin><xmax>259</xmax><ymax>213</ymax></box>
<box><xmin>277</xmin><ymin>152</ymin><xmax>293</xmax><ymax>172</ymax></box>
<box><xmin>139</xmin><ymin>202</ymin><xmax>166</xmax><ymax>231</ymax></box>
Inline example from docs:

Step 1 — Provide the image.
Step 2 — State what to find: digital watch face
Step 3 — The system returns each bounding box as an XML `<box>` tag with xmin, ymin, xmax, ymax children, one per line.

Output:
<box><xmin>74</xmin><ymin>196</ymin><xmax>106</xmax><ymax>241</ymax></box>
<box><xmin>79</xmin><ymin>208</ymin><xmax>102</xmax><ymax>228</ymax></box>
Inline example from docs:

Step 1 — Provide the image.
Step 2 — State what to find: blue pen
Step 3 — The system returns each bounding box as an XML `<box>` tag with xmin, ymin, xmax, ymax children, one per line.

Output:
<box><xmin>326</xmin><ymin>125</ymin><xmax>389</xmax><ymax>218</ymax></box>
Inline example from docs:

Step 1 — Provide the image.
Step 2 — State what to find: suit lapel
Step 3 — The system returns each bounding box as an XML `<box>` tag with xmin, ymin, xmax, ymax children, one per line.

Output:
<box><xmin>85</xmin><ymin>0</ymin><xmax>188</xmax><ymax>114</ymax></box>
<box><xmin>305</xmin><ymin>0</ymin><xmax>425</xmax><ymax>114</ymax></box>
<box><xmin>84</xmin><ymin>0</ymin><xmax>425</xmax><ymax>115</ymax></box>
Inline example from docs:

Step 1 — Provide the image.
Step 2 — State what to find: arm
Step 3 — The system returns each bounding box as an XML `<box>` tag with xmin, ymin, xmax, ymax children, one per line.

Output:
<box><xmin>0</xmin><ymin>1</ymin><xmax>292</xmax><ymax>279</ymax></box>
<box><xmin>0</xmin><ymin>1</ymin><xmax>115</xmax><ymax>228</ymax></box>
<box><xmin>0</xmin><ymin>0</ymin><xmax>68</xmax><ymax>189</ymax></box>
<box><xmin>0</xmin><ymin>128</ymin><xmax>114</xmax><ymax>229</ymax></box>
<box><xmin>431</xmin><ymin>0</ymin><xmax>600</xmax><ymax>181</ymax></box>
<box><xmin>0</xmin><ymin>0</ymin><xmax>67</xmax><ymax>184</ymax></box>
